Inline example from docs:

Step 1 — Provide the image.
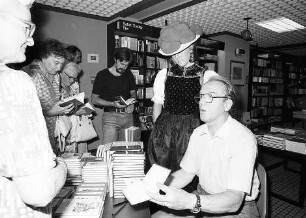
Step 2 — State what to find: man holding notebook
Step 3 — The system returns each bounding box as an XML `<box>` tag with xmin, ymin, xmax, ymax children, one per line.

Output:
<box><xmin>92</xmin><ymin>47</ymin><xmax>137</xmax><ymax>144</ymax></box>
<box><xmin>148</xmin><ymin>76</ymin><xmax>260</xmax><ymax>218</ymax></box>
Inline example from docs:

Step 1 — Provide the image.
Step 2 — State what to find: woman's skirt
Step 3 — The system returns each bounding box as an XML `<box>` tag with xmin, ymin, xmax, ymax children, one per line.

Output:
<box><xmin>147</xmin><ymin>112</ymin><xmax>200</xmax><ymax>172</ymax></box>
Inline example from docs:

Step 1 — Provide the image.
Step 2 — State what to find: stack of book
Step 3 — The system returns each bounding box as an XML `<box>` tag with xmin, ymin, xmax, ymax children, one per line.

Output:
<box><xmin>262</xmin><ymin>133</ymin><xmax>287</xmax><ymax>149</ymax></box>
<box><xmin>61</xmin><ymin>153</ymin><xmax>83</xmax><ymax>186</ymax></box>
<box><xmin>81</xmin><ymin>160</ymin><xmax>108</xmax><ymax>184</ymax></box>
<box><xmin>112</xmin><ymin>150</ymin><xmax>145</xmax><ymax>198</ymax></box>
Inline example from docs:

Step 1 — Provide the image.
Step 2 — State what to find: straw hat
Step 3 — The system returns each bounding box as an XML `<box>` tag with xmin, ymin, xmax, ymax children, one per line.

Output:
<box><xmin>158</xmin><ymin>22</ymin><xmax>202</xmax><ymax>56</ymax></box>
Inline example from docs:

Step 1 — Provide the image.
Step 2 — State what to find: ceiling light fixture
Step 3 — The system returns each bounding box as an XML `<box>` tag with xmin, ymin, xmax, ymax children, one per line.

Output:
<box><xmin>256</xmin><ymin>17</ymin><xmax>305</xmax><ymax>33</ymax></box>
<box><xmin>241</xmin><ymin>17</ymin><xmax>252</xmax><ymax>41</ymax></box>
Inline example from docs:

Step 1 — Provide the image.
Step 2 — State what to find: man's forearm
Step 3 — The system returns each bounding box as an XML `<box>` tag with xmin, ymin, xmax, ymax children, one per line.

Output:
<box><xmin>198</xmin><ymin>190</ymin><xmax>245</xmax><ymax>214</ymax></box>
<box><xmin>169</xmin><ymin>169</ymin><xmax>194</xmax><ymax>188</ymax></box>
<box><xmin>14</xmin><ymin>160</ymin><xmax>67</xmax><ymax>207</ymax></box>
<box><xmin>91</xmin><ymin>95</ymin><xmax>115</xmax><ymax>107</ymax></box>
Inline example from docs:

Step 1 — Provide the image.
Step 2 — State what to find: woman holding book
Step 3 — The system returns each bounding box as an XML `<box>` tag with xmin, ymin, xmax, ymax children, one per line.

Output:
<box><xmin>147</xmin><ymin>23</ymin><xmax>218</xmax><ymax>191</ymax></box>
<box><xmin>26</xmin><ymin>39</ymin><xmax>75</xmax><ymax>155</ymax></box>
<box><xmin>60</xmin><ymin>61</ymin><xmax>95</xmax><ymax>153</ymax></box>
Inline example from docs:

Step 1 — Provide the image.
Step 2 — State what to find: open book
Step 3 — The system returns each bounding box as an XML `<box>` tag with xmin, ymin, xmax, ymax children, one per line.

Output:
<box><xmin>60</xmin><ymin>92</ymin><xmax>85</xmax><ymax>108</ymax></box>
<box><xmin>115</xmin><ymin>96</ymin><xmax>137</xmax><ymax>106</ymax></box>
<box><xmin>122</xmin><ymin>164</ymin><xmax>171</xmax><ymax>205</ymax></box>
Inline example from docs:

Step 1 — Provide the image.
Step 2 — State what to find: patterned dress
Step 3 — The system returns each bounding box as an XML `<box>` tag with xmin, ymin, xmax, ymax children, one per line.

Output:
<box><xmin>26</xmin><ymin>60</ymin><xmax>61</xmax><ymax>155</ymax></box>
<box><xmin>148</xmin><ymin>63</ymin><xmax>205</xmax><ymax>174</ymax></box>
<box><xmin>0</xmin><ymin>64</ymin><xmax>56</xmax><ymax>218</ymax></box>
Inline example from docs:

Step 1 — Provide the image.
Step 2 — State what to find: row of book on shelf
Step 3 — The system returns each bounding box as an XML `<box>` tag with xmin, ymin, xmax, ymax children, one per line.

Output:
<box><xmin>253</xmin><ymin>58</ymin><xmax>283</xmax><ymax>69</ymax></box>
<box><xmin>115</xmin><ymin>35</ymin><xmax>159</xmax><ymax>53</ymax></box>
<box><xmin>255</xmin><ymin>126</ymin><xmax>306</xmax><ymax>154</ymax></box>
<box><xmin>251</xmin><ymin>97</ymin><xmax>283</xmax><ymax>107</ymax></box>
<box><xmin>252</xmin><ymin>67</ymin><xmax>283</xmax><ymax>77</ymax></box>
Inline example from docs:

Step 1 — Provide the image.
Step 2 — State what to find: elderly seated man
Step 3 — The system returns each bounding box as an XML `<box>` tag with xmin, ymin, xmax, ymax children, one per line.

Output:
<box><xmin>149</xmin><ymin>76</ymin><xmax>260</xmax><ymax>218</ymax></box>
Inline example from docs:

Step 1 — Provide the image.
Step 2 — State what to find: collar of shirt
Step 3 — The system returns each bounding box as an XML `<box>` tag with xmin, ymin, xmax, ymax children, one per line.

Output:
<box><xmin>199</xmin><ymin>115</ymin><xmax>234</xmax><ymax>140</ymax></box>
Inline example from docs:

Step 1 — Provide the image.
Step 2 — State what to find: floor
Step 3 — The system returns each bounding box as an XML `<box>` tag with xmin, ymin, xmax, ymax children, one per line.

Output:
<box><xmin>260</xmin><ymin>150</ymin><xmax>306</xmax><ymax>218</ymax></box>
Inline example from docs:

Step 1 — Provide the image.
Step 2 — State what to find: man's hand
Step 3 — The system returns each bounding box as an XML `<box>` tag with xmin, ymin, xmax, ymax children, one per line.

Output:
<box><xmin>147</xmin><ymin>183</ymin><xmax>196</xmax><ymax>210</ymax></box>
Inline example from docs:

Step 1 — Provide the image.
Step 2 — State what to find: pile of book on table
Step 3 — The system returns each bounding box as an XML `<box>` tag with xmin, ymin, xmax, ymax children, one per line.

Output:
<box><xmin>53</xmin><ymin>155</ymin><xmax>109</xmax><ymax>218</ymax></box>
<box><xmin>96</xmin><ymin>141</ymin><xmax>145</xmax><ymax>198</ymax></box>
<box><xmin>255</xmin><ymin>126</ymin><xmax>306</xmax><ymax>154</ymax></box>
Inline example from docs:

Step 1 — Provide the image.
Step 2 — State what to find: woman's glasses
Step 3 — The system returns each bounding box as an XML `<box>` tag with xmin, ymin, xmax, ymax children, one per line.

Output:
<box><xmin>194</xmin><ymin>93</ymin><xmax>228</xmax><ymax>104</ymax></box>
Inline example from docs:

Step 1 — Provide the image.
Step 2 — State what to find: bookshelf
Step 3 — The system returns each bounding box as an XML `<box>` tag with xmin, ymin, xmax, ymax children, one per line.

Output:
<box><xmin>193</xmin><ymin>37</ymin><xmax>224</xmax><ymax>72</ymax></box>
<box><xmin>107</xmin><ymin>19</ymin><xmax>169</xmax><ymax>130</ymax></box>
<box><xmin>285</xmin><ymin>62</ymin><xmax>306</xmax><ymax>110</ymax></box>
<box><xmin>249</xmin><ymin>51</ymin><xmax>285</xmax><ymax>129</ymax></box>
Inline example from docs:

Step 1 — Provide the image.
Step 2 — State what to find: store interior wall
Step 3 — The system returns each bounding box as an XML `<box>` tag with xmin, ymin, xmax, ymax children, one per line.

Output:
<box><xmin>28</xmin><ymin>8</ymin><xmax>251</xmax><ymax>150</ymax></box>
<box><xmin>30</xmin><ymin>8</ymin><xmax>107</xmax><ymax>150</ymax></box>
<box><xmin>210</xmin><ymin>34</ymin><xmax>251</xmax><ymax>112</ymax></box>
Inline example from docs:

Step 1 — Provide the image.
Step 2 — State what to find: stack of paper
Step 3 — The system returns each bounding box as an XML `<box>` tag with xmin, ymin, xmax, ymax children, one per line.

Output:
<box><xmin>285</xmin><ymin>135</ymin><xmax>306</xmax><ymax>154</ymax></box>
<box><xmin>74</xmin><ymin>183</ymin><xmax>107</xmax><ymax>200</ymax></box>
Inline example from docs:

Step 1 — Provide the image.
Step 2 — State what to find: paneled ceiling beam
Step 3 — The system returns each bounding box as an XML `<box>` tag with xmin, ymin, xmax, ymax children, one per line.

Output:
<box><xmin>141</xmin><ymin>0</ymin><xmax>207</xmax><ymax>23</ymax></box>
<box><xmin>108</xmin><ymin>0</ymin><xmax>166</xmax><ymax>21</ymax></box>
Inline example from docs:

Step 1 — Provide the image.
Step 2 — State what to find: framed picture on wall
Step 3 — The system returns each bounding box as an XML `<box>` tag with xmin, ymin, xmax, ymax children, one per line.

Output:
<box><xmin>230</xmin><ymin>61</ymin><xmax>245</xmax><ymax>86</ymax></box>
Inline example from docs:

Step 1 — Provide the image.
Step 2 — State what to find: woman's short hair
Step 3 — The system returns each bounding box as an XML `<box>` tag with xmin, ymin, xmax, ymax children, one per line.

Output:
<box><xmin>38</xmin><ymin>39</ymin><xmax>67</xmax><ymax>60</ymax></box>
<box><xmin>114</xmin><ymin>47</ymin><xmax>132</xmax><ymax>63</ymax></box>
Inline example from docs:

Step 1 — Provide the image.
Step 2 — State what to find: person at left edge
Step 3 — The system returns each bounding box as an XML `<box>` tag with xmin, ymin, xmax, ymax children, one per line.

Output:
<box><xmin>0</xmin><ymin>0</ymin><xmax>67</xmax><ymax>217</ymax></box>
<box><xmin>91</xmin><ymin>47</ymin><xmax>137</xmax><ymax>144</ymax></box>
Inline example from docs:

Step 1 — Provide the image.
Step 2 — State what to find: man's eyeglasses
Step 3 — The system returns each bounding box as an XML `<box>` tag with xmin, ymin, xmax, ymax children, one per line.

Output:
<box><xmin>0</xmin><ymin>12</ymin><xmax>36</xmax><ymax>38</ymax></box>
<box><xmin>20</xmin><ymin>18</ymin><xmax>36</xmax><ymax>38</ymax></box>
<box><xmin>194</xmin><ymin>93</ymin><xmax>228</xmax><ymax>104</ymax></box>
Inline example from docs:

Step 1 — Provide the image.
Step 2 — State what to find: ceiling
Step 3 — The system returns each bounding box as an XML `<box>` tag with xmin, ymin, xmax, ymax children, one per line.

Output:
<box><xmin>34</xmin><ymin>0</ymin><xmax>306</xmax><ymax>56</ymax></box>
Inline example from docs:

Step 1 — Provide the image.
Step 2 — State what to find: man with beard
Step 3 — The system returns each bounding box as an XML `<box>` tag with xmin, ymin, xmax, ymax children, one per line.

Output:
<box><xmin>92</xmin><ymin>47</ymin><xmax>137</xmax><ymax>144</ymax></box>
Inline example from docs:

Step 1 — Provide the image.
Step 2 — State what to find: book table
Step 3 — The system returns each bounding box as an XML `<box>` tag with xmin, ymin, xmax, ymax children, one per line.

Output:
<box><xmin>258</xmin><ymin>144</ymin><xmax>306</xmax><ymax>207</ymax></box>
<box><xmin>102</xmin><ymin>197</ymin><xmax>150</xmax><ymax>218</ymax></box>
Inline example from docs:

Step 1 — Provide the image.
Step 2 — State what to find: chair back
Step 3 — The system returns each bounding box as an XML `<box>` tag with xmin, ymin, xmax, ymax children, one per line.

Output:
<box><xmin>256</xmin><ymin>163</ymin><xmax>268</xmax><ymax>218</ymax></box>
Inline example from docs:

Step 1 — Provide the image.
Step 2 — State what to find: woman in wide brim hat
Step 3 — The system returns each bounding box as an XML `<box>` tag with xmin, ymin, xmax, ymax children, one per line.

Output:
<box><xmin>147</xmin><ymin>22</ymin><xmax>218</xmax><ymax>191</ymax></box>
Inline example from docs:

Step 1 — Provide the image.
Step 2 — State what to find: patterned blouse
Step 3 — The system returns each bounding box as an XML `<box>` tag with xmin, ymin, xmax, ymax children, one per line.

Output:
<box><xmin>26</xmin><ymin>60</ymin><xmax>61</xmax><ymax>154</ymax></box>
<box><xmin>152</xmin><ymin>63</ymin><xmax>218</xmax><ymax>115</ymax></box>
<box><xmin>0</xmin><ymin>64</ymin><xmax>56</xmax><ymax>218</ymax></box>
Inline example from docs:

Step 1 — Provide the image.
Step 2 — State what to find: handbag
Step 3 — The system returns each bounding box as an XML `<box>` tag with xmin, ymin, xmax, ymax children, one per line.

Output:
<box><xmin>55</xmin><ymin>115</ymin><xmax>72</xmax><ymax>152</ymax></box>
<box><xmin>76</xmin><ymin>115</ymin><xmax>97</xmax><ymax>142</ymax></box>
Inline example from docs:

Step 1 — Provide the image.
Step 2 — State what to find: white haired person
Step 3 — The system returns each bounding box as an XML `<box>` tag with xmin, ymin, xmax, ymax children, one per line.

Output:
<box><xmin>147</xmin><ymin>23</ymin><xmax>218</xmax><ymax>191</ymax></box>
<box><xmin>149</xmin><ymin>76</ymin><xmax>260</xmax><ymax>218</ymax></box>
<box><xmin>0</xmin><ymin>0</ymin><xmax>67</xmax><ymax>217</ymax></box>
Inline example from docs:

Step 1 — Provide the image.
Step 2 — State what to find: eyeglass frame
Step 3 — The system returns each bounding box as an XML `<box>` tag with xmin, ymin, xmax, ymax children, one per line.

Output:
<box><xmin>194</xmin><ymin>93</ymin><xmax>229</xmax><ymax>104</ymax></box>
<box><xmin>63</xmin><ymin>71</ymin><xmax>78</xmax><ymax>83</ymax></box>
<box><xmin>0</xmin><ymin>12</ymin><xmax>36</xmax><ymax>38</ymax></box>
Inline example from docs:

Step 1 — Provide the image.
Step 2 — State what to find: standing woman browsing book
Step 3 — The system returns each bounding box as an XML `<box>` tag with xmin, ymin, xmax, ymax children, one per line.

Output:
<box><xmin>25</xmin><ymin>39</ymin><xmax>75</xmax><ymax>155</ymax></box>
<box><xmin>0</xmin><ymin>0</ymin><xmax>67</xmax><ymax>217</ymax></box>
<box><xmin>60</xmin><ymin>61</ymin><xmax>96</xmax><ymax>153</ymax></box>
<box><xmin>147</xmin><ymin>23</ymin><xmax>218</xmax><ymax>191</ymax></box>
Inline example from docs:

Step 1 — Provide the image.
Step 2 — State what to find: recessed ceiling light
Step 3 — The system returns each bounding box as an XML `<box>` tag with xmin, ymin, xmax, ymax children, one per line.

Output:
<box><xmin>256</xmin><ymin>17</ymin><xmax>305</xmax><ymax>33</ymax></box>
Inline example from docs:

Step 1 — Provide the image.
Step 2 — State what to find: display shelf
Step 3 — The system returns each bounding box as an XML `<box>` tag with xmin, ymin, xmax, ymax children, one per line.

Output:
<box><xmin>193</xmin><ymin>37</ymin><xmax>224</xmax><ymax>72</ymax></box>
<box><xmin>249</xmin><ymin>51</ymin><xmax>285</xmax><ymax>130</ymax></box>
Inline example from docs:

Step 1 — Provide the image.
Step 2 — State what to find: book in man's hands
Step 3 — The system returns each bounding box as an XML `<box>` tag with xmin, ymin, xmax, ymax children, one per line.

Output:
<box><xmin>122</xmin><ymin>164</ymin><xmax>171</xmax><ymax>205</ymax></box>
<box><xmin>115</xmin><ymin>96</ymin><xmax>137</xmax><ymax>106</ymax></box>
